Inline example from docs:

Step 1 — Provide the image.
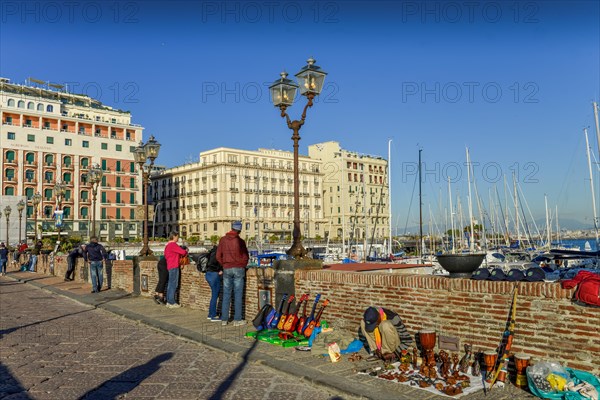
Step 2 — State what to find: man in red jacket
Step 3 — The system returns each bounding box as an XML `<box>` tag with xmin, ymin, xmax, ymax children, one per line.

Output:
<box><xmin>217</xmin><ymin>221</ymin><xmax>249</xmax><ymax>326</ymax></box>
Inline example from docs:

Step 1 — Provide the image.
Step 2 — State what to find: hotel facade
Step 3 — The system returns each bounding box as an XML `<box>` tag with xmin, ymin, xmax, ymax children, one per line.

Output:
<box><xmin>0</xmin><ymin>78</ymin><xmax>144</xmax><ymax>242</ymax></box>
<box><xmin>150</xmin><ymin>142</ymin><xmax>390</xmax><ymax>246</ymax></box>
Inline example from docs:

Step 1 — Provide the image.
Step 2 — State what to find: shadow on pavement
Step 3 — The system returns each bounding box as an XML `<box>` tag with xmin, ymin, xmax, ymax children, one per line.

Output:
<box><xmin>207</xmin><ymin>338</ymin><xmax>259</xmax><ymax>400</ymax></box>
<box><xmin>77</xmin><ymin>352</ymin><xmax>174</xmax><ymax>400</ymax></box>
<box><xmin>0</xmin><ymin>362</ymin><xmax>32</xmax><ymax>399</ymax></box>
<box><xmin>0</xmin><ymin>308</ymin><xmax>93</xmax><ymax>339</ymax></box>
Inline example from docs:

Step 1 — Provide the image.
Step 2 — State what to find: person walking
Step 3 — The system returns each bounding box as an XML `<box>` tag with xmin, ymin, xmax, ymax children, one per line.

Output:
<box><xmin>205</xmin><ymin>245</ymin><xmax>223</xmax><ymax>321</ymax></box>
<box><xmin>153</xmin><ymin>257</ymin><xmax>168</xmax><ymax>305</ymax></box>
<box><xmin>29</xmin><ymin>240</ymin><xmax>42</xmax><ymax>272</ymax></box>
<box><xmin>84</xmin><ymin>237</ymin><xmax>107</xmax><ymax>293</ymax></box>
<box><xmin>0</xmin><ymin>243</ymin><xmax>9</xmax><ymax>276</ymax></box>
<box><xmin>164</xmin><ymin>231</ymin><xmax>188</xmax><ymax>308</ymax></box>
<box><xmin>65</xmin><ymin>244</ymin><xmax>85</xmax><ymax>281</ymax></box>
<box><xmin>217</xmin><ymin>221</ymin><xmax>249</xmax><ymax>326</ymax></box>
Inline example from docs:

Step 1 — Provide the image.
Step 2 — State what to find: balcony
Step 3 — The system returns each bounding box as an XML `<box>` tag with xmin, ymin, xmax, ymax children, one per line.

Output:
<box><xmin>45</xmin><ymin>162</ymin><xmax>56</xmax><ymax>168</ymax></box>
<box><xmin>80</xmin><ymin>198</ymin><xmax>91</xmax><ymax>204</ymax></box>
<box><xmin>210</xmin><ymin>202</ymin><xmax>218</xmax><ymax>207</ymax></box>
<box><xmin>3</xmin><ymin>158</ymin><xmax>17</xmax><ymax>165</ymax></box>
<box><xmin>62</xmin><ymin>163</ymin><xmax>74</xmax><ymax>170</ymax></box>
<box><xmin>24</xmin><ymin>161</ymin><xmax>37</xmax><ymax>167</ymax></box>
<box><xmin>3</xmin><ymin>121</ymin><xmax>13</xmax><ymax>126</ymax></box>
<box><xmin>230</xmin><ymin>201</ymin><xmax>239</xmax><ymax>206</ymax></box>
<box><xmin>201</xmin><ymin>203</ymin><xmax>207</xmax><ymax>207</ymax></box>
<box><xmin>194</xmin><ymin>204</ymin><xmax>200</xmax><ymax>209</ymax></box>
<box><xmin>210</xmin><ymin>188</ymin><xmax>217</xmax><ymax>193</ymax></box>
<box><xmin>230</xmin><ymin>187</ymin><xmax>239</xmax><ymax>192</ymax></box>
<box><xmin>4</xmin><ymin>176</ymin><xmax>15</xmax><ymax>181</ymax></box>
<box><xmin>25</xmin><ymin>178</ymin><xmax>37</xmax><ymax>184</ymax></box>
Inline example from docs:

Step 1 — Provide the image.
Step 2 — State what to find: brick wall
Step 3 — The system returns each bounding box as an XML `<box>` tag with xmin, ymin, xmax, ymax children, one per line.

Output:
<box><xmin>294</xmin><ymin>270</ymin><xmax>600</xmax><ymax>375</ymax></box>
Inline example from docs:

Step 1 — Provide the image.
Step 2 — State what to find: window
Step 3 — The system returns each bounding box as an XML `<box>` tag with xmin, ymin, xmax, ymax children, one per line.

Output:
<box><xmin>65</xmin><ymin>190</ymin><xmax>72</xmax><ymax>200</ymax></box>
<box><xmin>130</xmin><ymin>178</ymin><xmax>135</xmax><ymax>188</ymax></box>
<box><xmin>129</xmin><ymin>146</ymin><xmax>136</xmax><ymax>152</ymax></box>
<box><xmin>81</xmin><ymin>191</ymin><xmax>89</xmax><ymax>200</ymax></box>
<box><xmin>4</xmin><ymin>187</ymin><xmax>14</xmax><ymax>195</ymax></box>
<box><xmin>44</xmin><ymin>206</ymin><xmax>53</xmax><ymax>218</ymax></box>
<box><xmin>81</xmin><ymin>158</ymin><xmax>89</xmax><ymax>168</ymax></box>
<box><xmin>46</xmin><ymin>105</ymin><xmax>53</xmax><ymax>112</ymax></box>
<box><xmin>101</xmin><ymin>192</ymin><xmax>107</xmax><ymax>203</ymax></box>
<box><xmin>116</xmin><ymin>209</ymin><xmax>121</xmax><ymax>219</ymax></box>
<box><xmin>116</xmin><ymin>144</ymin><xmax>122</xmax><ymax>152</ymax></box>
<box><xmin>116</xmin><ymin>161</ymin><xmax>121</xmax><ymax>172</ymax></box>
<box><xmin>5</xmin><ymin>150</ymin><xmax>15</xmax><ymax>161</ymax></box>
<box><xmin>44</xmin><ymin>171</ymin><xmax>53</xmax><ymax>182</ymax></box>
<box><xmin>63</xmin><ymin>172</ymin><xmax>72</xmax><ymax>183</ymax></box>
<box><xmin>45</xmin><ymin>154</ymin><xmax>54</xmax><ymax>165</ymax></box>
<box><xmin>37</xmin><ymin>103</ymin><xmax>43</xmax><ymax>111</ymax></box>
<box><xmin>65</xmin><ymin>139</ymin><xmax>72</xmax><ymax>146</ymax></box>
<box><xmin>25</xmin><ymin>187</ymin><xmax>34</xmax><ymax>199</ymax></box>
<box><xmin>116</xmin><ymin>177</ymin><xmax>121</xmax><ymax>188</ymax></box>
<box><xmin>82</xmin><ymin>141</ymin><xmax>89</xmax><ymax>148</ymax></box>
<box><xmin>63</xmin><ymin>207</ymin><xmax>71</xmax><ymax>218</ymax></box>
<box><xmin>130</xmin><ymin>210</ymin><xmax>135</xmax><ymax>219</ymax></box>
<box><xmin>7</xmin><ymin>132</ymin><xmax>15</xmax><ymax>140</ymax></box>
<box><xmin>7</xmin><ymin>99</ymin><xmax>15</xmax><ymax>107</ymax></box>
<box><xmin>130</xmin><ymin>162</ymin><xmax>135</xmax><ymax>172</ymax></box>
<box><xmin>101</xmin><ymin>143</ymin><xmax>108</xmax><ymax>150</ymax></box>
<box><xmin>46</xmin><ymin>137</ymin><xmax>54</xmax><ymax>144</ymax></box>
<box><xmin>115</xmin><ymin>223</ymin><xmax>122</xmax><ymax>230</ymax></box>
<box><xmin>27</xmin><ymin>134</ymin><xmax>35</xmax><ymax>142</ymax></box>
<box><xmin>116</xmin><ymin>193</ymin><xmax>121</xmax><ymax>204</ymax></box>
<box><xmin>6</xmin><ymin>169</ymin><xmax>15</xmax><ymax>180</ymax></box>
<box><xmin>17</xmin><ymin>100</ymin><xmax>24</xmax><ymax>108</ymax></box>
<box><xmin>81</xmin><ymin>207</ymin><xmax>88</xmax><ymax>218</ymax></box>
<box><xmin>101</xmin><ymin>176</ymin><xmax>106</xmax><ymax>186</ymax></box>
<box><xmin>130</xmin><ymin>193</ymin><xmax>135</xmax><ymax>203</ymax></box>
<box><xmin>101</xmin><ymin>208</ymin><xmax>107</xmax><ymax>219</ymax></box>
<box><xmin>25</xmin><ymin>170</ymin><xmax>35</xmax><ymax>181</ymax></box>
<box><xmin>101</xmin><ymin>160</ymin><xmax>107</xmax><ymax>170</ymax></box>
<box><xmin>63</xmin><ymin>156</ymin><xmax>72</xmax><ymax>166</ymax></box>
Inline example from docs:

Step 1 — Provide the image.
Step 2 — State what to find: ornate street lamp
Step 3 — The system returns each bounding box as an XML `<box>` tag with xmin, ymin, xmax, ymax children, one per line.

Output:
<box><xmin>4</xmin><ymin>206</ymin><xmax>11</xmax><ymax>248</ymax></box>
<box><xmin>17</xmin><ymin>200</ymin><xmax>25</xmax><ymax>244</ymax></box>
<box><xmin>134</xmin><ymin>135</ymin><xmax>161</xmax><ymax>256</ymax></box>
<box><xmin>54</xmin><ymin>181</ymin><xmax>67</xmax><ymax>245</ymax></box>
<box><xmin>88</xmin><ymin>163</ymin><xmax>104</xmax><ymax>238</ymax></box>
<box><xmin>269</xmin><ymin>57</ymin><xmax>327</xmax><ymax>259</ymax></box>
<box><xmin>32</xmin><ymin>192</ymin><xmax>42</xmax><ymax>241</ymax></box>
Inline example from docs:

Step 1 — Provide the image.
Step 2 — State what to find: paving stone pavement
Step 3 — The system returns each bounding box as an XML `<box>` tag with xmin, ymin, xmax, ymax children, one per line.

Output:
<box><xmin>0</xmin><ymin>273</ymin><xmax>539</xmax><ymax>400</ymax></box>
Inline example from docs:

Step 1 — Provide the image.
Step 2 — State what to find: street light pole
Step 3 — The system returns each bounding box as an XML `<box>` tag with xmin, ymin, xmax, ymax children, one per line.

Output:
<box><xmin>89</xmin><ymin>164</ymin><xmax>103</xmax><ymax>238</ymax></box>
<box><xmin>269</xmin><ymin>58</ymin><xmax>327</xmax><ymax>259</ymax></box>
<box><xmin>4</xmin><ymin>206</ymin><xmax>11</xmax><ymax>249</ymax></box>
<box><xmin>32</xmin><ymin>192</ymin><xmax>42</xmax><ymax>241</ymax></box>
<box><xmin>17</xmin><ymin>200</ymin><xmax>25</xmax><ymax>244</ymax></box>
<box><xmin>133</xmin><ymin>135</ymin><xmax>161</xmax><ymax>257</ymax></box>
<box><xmin>54</xmin><ymin>181</ymin><xmax>66</xmax><ymax>248</ymax></box>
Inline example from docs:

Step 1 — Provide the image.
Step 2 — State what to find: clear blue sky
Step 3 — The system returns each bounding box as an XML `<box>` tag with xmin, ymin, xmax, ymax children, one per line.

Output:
<box><xmin>2</xmin><ymin>1</ymin><xmax>599</xmax><ymax>230</ymax></box>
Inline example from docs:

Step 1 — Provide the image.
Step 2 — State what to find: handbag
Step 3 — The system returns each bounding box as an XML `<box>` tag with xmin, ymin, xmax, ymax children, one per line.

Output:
<box><xmin>179</xmin><ymin>254</ymin><xmax>190</xmax><ymax>267</ymax></box>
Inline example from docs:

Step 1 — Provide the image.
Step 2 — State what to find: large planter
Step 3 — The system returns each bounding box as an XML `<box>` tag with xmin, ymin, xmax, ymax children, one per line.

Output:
<box><xmin>436</xmin><ymin>253</ymin><xmax>486</xmax><ymax>278</ymax></box>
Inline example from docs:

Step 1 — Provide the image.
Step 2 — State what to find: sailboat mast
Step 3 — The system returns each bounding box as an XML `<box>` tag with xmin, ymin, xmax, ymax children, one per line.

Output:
<box><xmin>513</xmin><ymin>172</ymin><xmax>520</xmax><ymax>246</ymax></box>
<box><xmin>544</xmin><ymin>194</ymin><xmax>552</xmax><ymax>248</ymax></box>
<box><xmin>593</xmin><ymin>102</ymin><xmax>600</xmax><ymax>158</ymax></box>
<box><xmin>419</xmin><ymin>149</ymin><xmax>423</xmax><ymax>262</ymax></box>
<box><xmin>448</xmin><ymin>176</ymin><xmax>455</xmax><ymax>253</ymax></box>
<box><xmin>584</xmin><ymin>128</ymin><xmax>600</xmax><ymax>246</ymax></box>
<box><xmin>466</xmin><ymin>148</ymin><xmax>475</xmax><ymax>252</ymax></box>
<box><xmin>388</xmin><ymin>139</ymin><xmax>393</xmax><ymax>257</ymax></box>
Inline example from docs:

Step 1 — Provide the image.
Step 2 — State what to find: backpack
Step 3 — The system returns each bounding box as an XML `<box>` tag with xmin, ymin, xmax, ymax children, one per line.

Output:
<box><xmin>196</xmin><ymin>247</ymin><xmax>217</xmax><ymax>273</ymax></box>
<box><xmin>562</xmin><ymin>271</ymin><xmax>600</xmax><ymax>307</ymax></box>
<box><xmin>252</xmin><ymin>304</ymin><xmax>274</xmax><ymax>331</ymax></box>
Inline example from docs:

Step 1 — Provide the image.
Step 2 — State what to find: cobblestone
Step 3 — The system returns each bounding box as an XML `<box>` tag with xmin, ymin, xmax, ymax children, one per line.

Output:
<box><xmin>1</xmin><ymin>273</ymin><xmax>541</xmax><ymax>399</ymax></box>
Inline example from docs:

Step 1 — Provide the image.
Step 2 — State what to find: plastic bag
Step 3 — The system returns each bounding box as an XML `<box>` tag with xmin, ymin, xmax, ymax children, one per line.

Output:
<box><xmin>328</xmin><ymin>342</ymin><xmax>341</xmax><ymax>363</ymax></box>
<box><xmin>528</xmin><ymin>361</ymin><xmax>571</xmax><ymax>393</ymax></box>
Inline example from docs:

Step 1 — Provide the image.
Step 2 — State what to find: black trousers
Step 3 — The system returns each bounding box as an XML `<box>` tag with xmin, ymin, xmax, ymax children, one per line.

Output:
<box><xmin>155</xmin><ymin>262</ymin><xmax>168</xmax><ymax>294</ymax></box>
<box><xmin>65</xmin><ymin>257</ymin><xmax>76</xmax><ymax>280</ymax></box>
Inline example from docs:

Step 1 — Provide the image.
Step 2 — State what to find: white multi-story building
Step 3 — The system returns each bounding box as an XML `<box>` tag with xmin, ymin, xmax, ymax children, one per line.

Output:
<box><xmin>150</xmin><ymin>147</ymin><xmax>327</xmax><ymax>245</ymax></box>
<box><xmin>0</xmin><ymin>78</ymin><xmax>144</xmax><ymax>241</ymax></box>
<box><xmin>308</xmin><ymin>141</ymin><xmax>390</xmax><ymax>243</ymax></box>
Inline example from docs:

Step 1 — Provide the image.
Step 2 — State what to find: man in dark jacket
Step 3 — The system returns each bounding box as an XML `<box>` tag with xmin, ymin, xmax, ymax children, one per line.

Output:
<box><xmin>358</xmin><ymin>306</ymin><xmax>413</xmax><ymax>361</ymax></box>
<box><xmin>84</xmin><ymin>237</ymin><xmax>107</xmax><ymax>293</ymax></box>
<box><xmin>0</xmin><ymin>242</ymin><xmax>9</xmax><ymax>276</ymax></box>
<box><xmin>216</xmin><ymin>221</ymin><xmax>249</xmax><ymax>326</ymax></box>
<box><xmin>65</xmin><ymin>244</ymin><xmax>85</xmax><ymax>281</ymax></box>
<box><xmin>205</xmin><ymin>246</ymin><xmax>223</xmax><ymax>321</ymax></box>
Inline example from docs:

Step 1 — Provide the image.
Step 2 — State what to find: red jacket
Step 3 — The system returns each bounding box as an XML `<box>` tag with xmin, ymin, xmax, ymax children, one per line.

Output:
<box><xmin>164</xmin><ymin>242</ymin><xmax>187</xmax><ymax>271</ymax></box>
<box><xmin>216</xmin><ymin>231</ymin><xmax>249</xmax><ymax>269</ymax></box>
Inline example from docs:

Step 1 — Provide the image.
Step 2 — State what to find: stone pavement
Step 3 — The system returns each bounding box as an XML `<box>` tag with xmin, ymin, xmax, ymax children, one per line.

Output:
<box><xmin>1</xmin><ymin>271</ymin><xmax>538</xmax><ymax>400</ymax></box>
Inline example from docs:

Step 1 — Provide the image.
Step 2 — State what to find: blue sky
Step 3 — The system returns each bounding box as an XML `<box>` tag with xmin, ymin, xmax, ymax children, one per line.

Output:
<box><xmin>1</xmin><ymin>1</ymin><xmax>599</xmax><ymax>230</ymax></box>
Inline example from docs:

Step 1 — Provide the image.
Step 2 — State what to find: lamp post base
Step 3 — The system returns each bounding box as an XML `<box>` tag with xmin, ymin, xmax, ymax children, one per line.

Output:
<box><xmin>139</xmin><ymin>244</ymin><xmax>153</xmax><ymax>257</ymax></box>
<box><xmin>286</xmin><ymin>241</ymin><xmax>307</xmax><ymax>259</ymax></box>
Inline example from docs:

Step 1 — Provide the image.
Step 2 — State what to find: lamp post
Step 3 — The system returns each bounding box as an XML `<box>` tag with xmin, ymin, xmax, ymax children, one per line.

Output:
<box><xmin>54</xmin><ymin>181</ymin><xmax>67</xmax><ymax>246</ymax></box>
<box><xmin>269</xmin><ymin>57</ymin><xmax>327</xmax><ymax>259</ymax></box>
<box><xmin>4</xmin><ymin>206</ymin><xmax>11</xmax><ymax>249</ymax></box>
<box><xmin>133</xmin><ymin>135</ymin><xmax>161</xmax><ymax>256</ymax></box>
<box><xmin>88</xmin><ymin>163</ymin><xmax>104</xmax><ymax>238</ymax></box>
<box><xmin>32</xmin><ymin>192</ymin><xmax>42</xmax><ymax>241</ymax></box>
<box><xmin>17</xmin><ymin>200</ymin><xmax>25</xmax><ymax>244</ymax></box>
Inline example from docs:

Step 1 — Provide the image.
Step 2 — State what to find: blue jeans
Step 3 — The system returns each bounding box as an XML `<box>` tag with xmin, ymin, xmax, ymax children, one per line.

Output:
<box><xmin>205</xmin><ymin>271</ymin><xmax>221</xmax><ymax>318</ymax></box>
<box><xmin>221</xmin><ymin>268</ymin><xmax>245</xmax><ymax>322</ymax></box>
<box><xmin>29</xmin><ymin>255</ymin><xmax>38</xmax><ymax>272</ymax></box>
<box><xmin>166</xmin><ymin>267</ymin><xmax>180</xmax><ymax>305</ymax></box>
<box><xmin>90</xmin><ymin>261</ymin><xmax>103</xmax><ymax>291</ymax></box>
<box><xmin>0</xmin><ymin>259</ymin><xmax>7</xmax><ymax>274</ymax></box>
